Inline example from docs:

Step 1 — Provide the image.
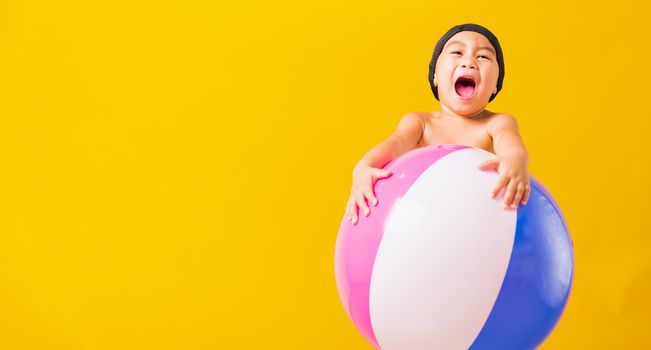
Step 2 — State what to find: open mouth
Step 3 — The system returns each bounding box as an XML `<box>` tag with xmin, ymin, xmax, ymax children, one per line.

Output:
<box><xmin>454</xmin><ymin>77</ymin><xmax>477</xmax><ymax>99</ymax></box>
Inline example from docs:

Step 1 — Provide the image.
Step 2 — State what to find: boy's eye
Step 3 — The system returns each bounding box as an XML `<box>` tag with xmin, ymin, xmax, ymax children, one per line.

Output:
<box><xmin>451</xmin><ymin>51</ymin><xmax>490</xmax><ymax>60</ymax></box>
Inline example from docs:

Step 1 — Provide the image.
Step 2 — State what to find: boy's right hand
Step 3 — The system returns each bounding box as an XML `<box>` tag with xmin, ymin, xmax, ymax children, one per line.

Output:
<box><xmin>345</xmin><ymin>165</ymin><xmax>393</xmax><ymax>225</ymax></box>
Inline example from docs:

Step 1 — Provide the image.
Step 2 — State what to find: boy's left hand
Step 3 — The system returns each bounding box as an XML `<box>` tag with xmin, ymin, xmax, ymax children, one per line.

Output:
<box><xmin>478</xmin><ymin>154</ymin><xmax>530</xmax><ymax>210</ymax></box>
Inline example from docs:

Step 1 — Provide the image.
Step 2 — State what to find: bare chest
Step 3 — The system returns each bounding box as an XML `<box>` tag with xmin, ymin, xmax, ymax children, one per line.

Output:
<box><xmin>417</xmin><ymin>113</ymin><xmax>495</xmax><ymax>154</ymax></box>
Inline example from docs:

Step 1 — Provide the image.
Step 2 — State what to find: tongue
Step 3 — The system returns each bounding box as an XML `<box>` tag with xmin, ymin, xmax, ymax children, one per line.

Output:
<box><xmin>456</xmin><ymin>84</ymin><xmax>475</xmax><ymax>98</ymax></box>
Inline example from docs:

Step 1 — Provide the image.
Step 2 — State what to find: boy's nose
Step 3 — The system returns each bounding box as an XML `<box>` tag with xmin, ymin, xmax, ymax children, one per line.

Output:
<box><xmin>461</xmin><ymin>61</ymin><xmax>477</xmax><ymax>69</ymax></box>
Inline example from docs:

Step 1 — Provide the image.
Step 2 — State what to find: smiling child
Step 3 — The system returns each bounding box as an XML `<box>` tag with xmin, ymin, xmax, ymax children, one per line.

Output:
<box><xmin>345</xmin><ymin>23</ymin><xmax>530</xmax><ymax>225</ymax></box>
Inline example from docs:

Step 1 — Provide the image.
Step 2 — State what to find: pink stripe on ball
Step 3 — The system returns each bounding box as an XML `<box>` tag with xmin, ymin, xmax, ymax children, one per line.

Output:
<box><xmin>334</xmin><ymin>144</ymin><xmax>469</xmax><ymax>349</ymax></box>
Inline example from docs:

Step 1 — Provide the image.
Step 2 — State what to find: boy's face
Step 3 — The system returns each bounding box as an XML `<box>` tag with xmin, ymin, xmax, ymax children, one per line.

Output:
<box><xmin>433</xmin><ymin>31</ymin><xmax>500</xmax><ymax>116</ymax></box>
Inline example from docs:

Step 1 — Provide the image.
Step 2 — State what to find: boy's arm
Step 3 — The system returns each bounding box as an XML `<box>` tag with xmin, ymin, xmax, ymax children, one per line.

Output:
<box><xmin>354</xmin><ymin>112</ymin><xmax>424</xmax><ymax>172</ymax></box>
<box><xmin>489</xmin><ymin>114</ymin><xmax>528</xmax><ymax>161</ymax></box>
<box><xmin>347</xmin><ymin>112</ymin><xmax>424</xmax><ymax>224</ymax></box>
<box><xmin>479</xmin><ymin>114</ymin><xmax>531</xmax><ymax>209</ymax></box>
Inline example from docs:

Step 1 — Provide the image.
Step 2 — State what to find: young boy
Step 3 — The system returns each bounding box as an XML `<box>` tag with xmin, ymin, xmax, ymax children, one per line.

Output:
<box><xmin>345</xmin><ymin>23</ymin><xmax>530</xmax><ymax>225</ymax></box>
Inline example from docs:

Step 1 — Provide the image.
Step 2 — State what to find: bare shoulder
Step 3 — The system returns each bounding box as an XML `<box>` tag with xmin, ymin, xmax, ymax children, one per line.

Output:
<box><xmin>400</xmin><ymin>111</ymin><xmax>429</xmax><ymax>121</ymax></box>
<box><xmin>486</xmin><ymin>112</ymin><xmax>519</xmax><ymax>135</ymax></box>
<box><xmin>390</xmin><ymin>111</ymin><xmax>427</xmax><ymax>154</ymax></box>
<box><xmin>394</xmin><ymin>111</ymin><xmax>427</xmax><ymax>130</ymax></box>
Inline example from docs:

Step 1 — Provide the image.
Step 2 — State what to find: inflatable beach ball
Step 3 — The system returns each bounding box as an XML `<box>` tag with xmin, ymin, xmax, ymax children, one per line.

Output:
<box><xmin>334</xmin><ymin>145</ymin><xmax>574</xmax><ymax>350</ymax></box>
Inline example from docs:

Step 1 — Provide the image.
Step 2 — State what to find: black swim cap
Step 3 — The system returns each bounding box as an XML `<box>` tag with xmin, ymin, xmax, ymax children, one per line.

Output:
<box><xmin>428</xmin><ymin>23</ymin><xmax>505</xmax><ymax>102</ymax></box>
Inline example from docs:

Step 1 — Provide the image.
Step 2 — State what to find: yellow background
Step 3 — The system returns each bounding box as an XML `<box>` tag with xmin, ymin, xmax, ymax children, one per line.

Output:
<box><xmin>1</xmin><ymin>0</ymin><xmax>649</xmax><ymax>348</ymax></box>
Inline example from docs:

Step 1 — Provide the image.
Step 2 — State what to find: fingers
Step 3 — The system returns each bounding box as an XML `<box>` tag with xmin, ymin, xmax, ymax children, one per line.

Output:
<box><xmin>502</xmin><ymin>179</ymin><xmax>518</xmax><ymax>210</ymax></box>
<box><xmin>364</xmin><ymin>189</ymin><xmax>378</xmax><ymax>207</ymax></box>
<box><xmin>356</xmin><ymin>195</ymin><xmax>370</xmax><ymax>218</ymax></box>
<box><xmin>344</xmin><ymin>195</ymin><xmax>369</xmax><ymax>226</ymax></box>
<box><xmin>345</xmin><ymin>200</ymin><xmax>359</xmax><ymax>225</ymax></box>
<box><xmin>510</xmin><ymin>182</ymin><xmax>525</xmax><ymax>209</ymax></box>
<box><xmin>373</xmin><ymin>169</ymin><xmax>393</xmax><ymax>180</ymax></box>
<box><xmin>503</xmin><ymin>179</ymin><xmax>531</xmax><ymax>210</ymax></box>
<box><xmin>344</xmin><ymin>194</ymin><xmax>370</xmax><ymax>225</ymax></box>
<box><xmin>520</xmin><ymin>183</ymin><xmax>531</xmax><ymax>205</ymax></box>
<box><xmin>491</xmin><ymin>174</ymin><xmax>509</xmax><ymax>198</ymax></box>
<box><xmin>491</xmin><ymin>173</ymin><xmax>530</xmax><ymax>211</ymax></box>
<box><xmin>346</xmin><ymin>167</ymin><xmax>392</xmax><ymax>225</ymax></box>
<box><xmin>345</xmin><ymin>185</ymin><xmax>380</xmax><ymax>225</ymax></box>
<box><xmin>478</xmin><ymin>157</ymin><xmax>499</xmax><ymax>171</ymax></box>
